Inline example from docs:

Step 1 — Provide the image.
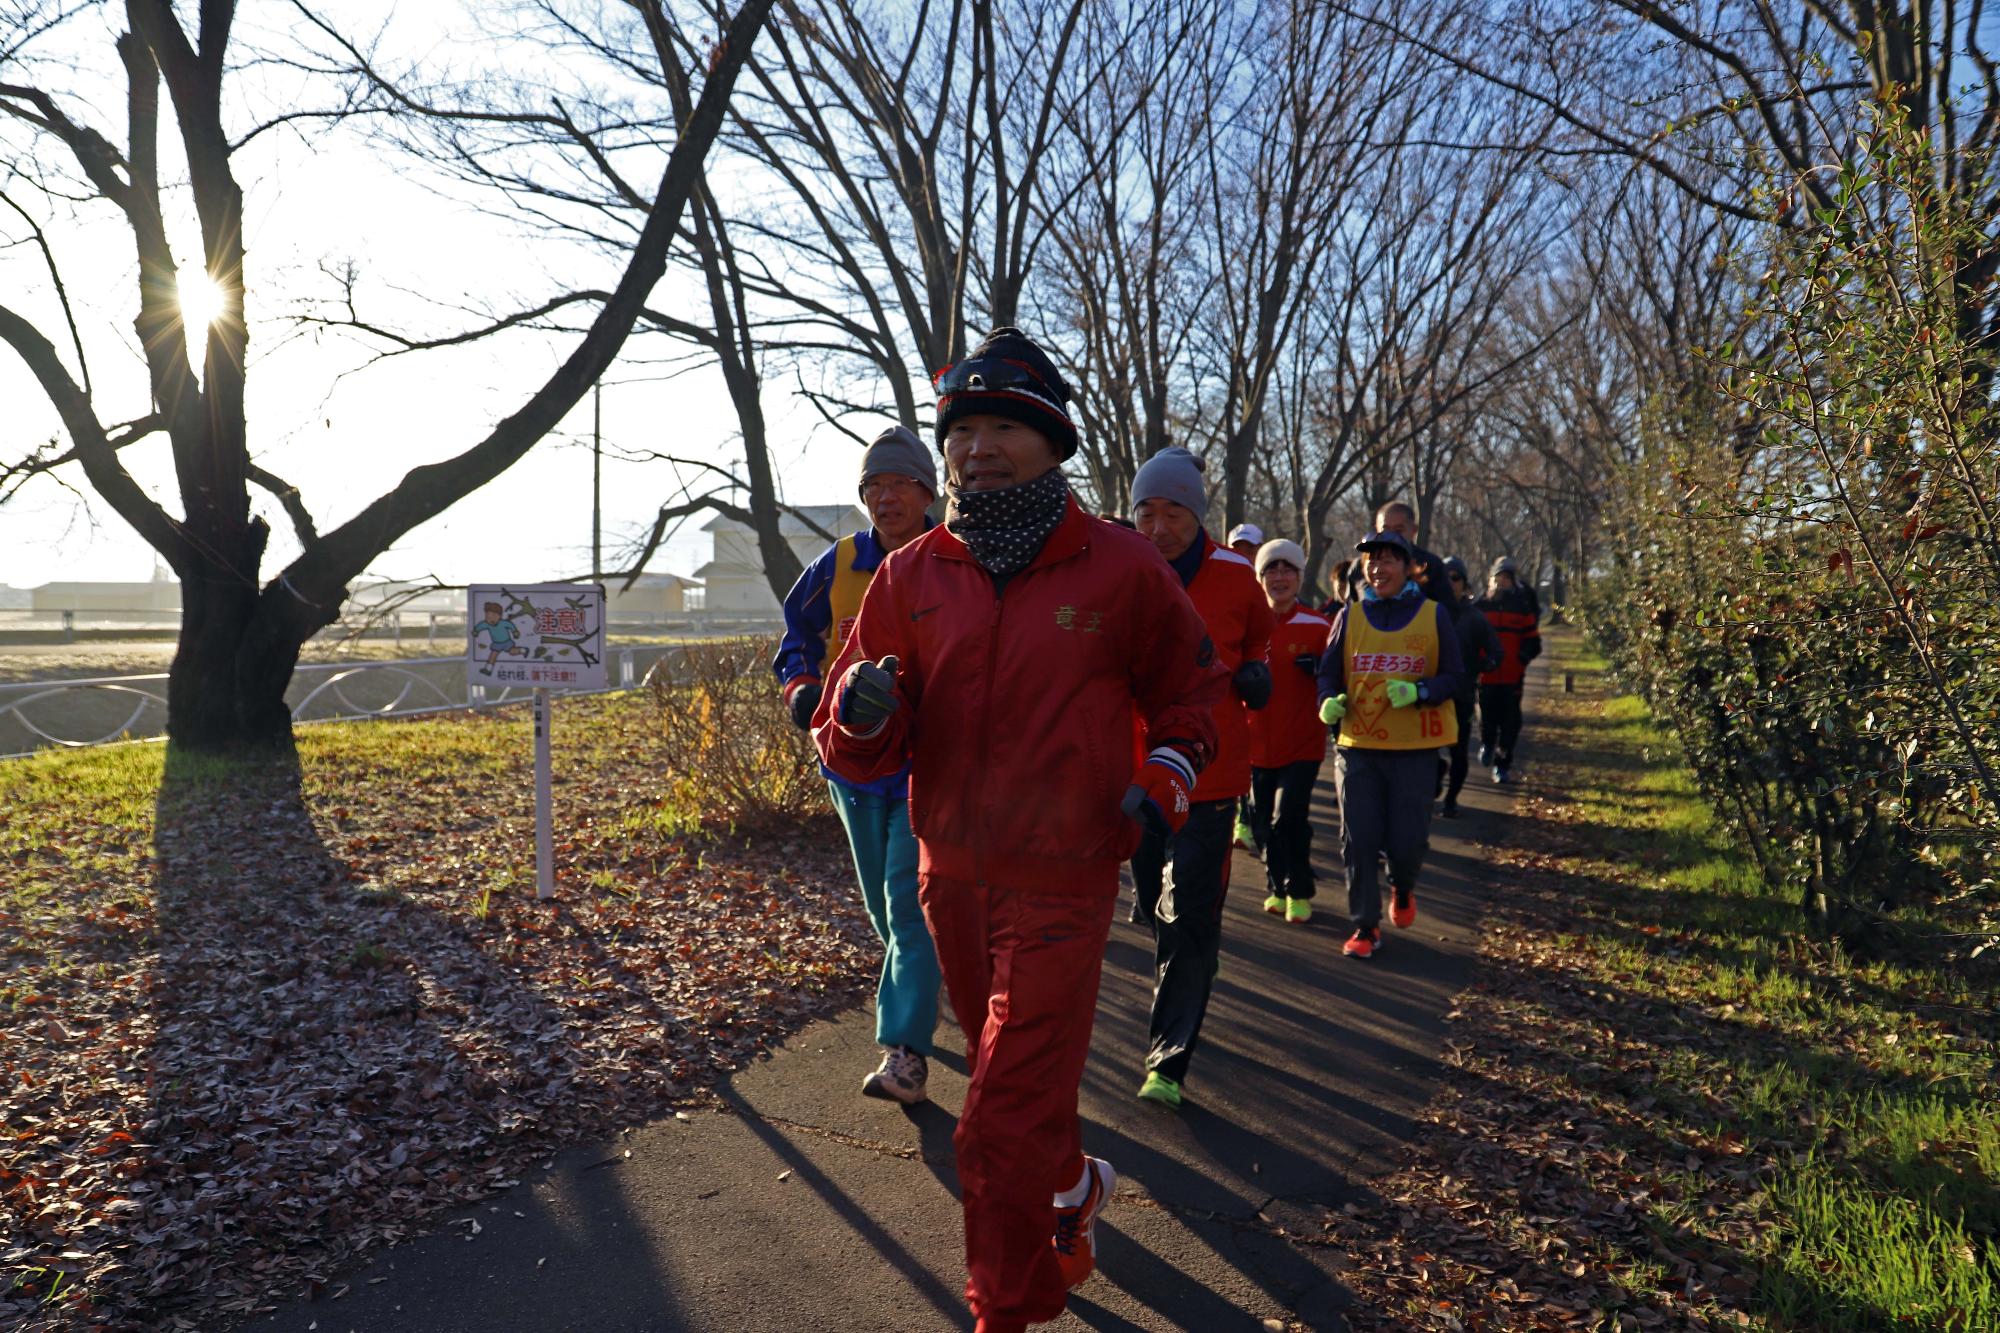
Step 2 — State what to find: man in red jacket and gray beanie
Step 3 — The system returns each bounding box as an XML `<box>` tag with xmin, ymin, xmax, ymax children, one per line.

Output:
<box><xmin>815</xmin><ymin>327</ymin><xmax>1229</xmax><ymax>1333</ymax></box>
<box><xmin>1128</xmin><ymin>446</ymin><xmax>1273</xmax><ymax>1111</ymax></box>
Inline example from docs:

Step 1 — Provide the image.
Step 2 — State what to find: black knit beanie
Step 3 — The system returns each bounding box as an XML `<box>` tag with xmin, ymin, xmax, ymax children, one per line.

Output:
<box><xmin>932</xmin><ymin>327</ymin><xmax>1079</xmax><ymax>461</ymax></box>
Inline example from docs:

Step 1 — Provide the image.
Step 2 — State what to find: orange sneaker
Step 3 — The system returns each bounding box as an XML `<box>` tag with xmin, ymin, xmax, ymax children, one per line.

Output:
<box><xmin>1051</xmin><ymin>1156</ymin><xmax>1116</xmax><ymax>1288</ymax></box>
<box><xmin>1343</xmin><ymin>927</ymin><xmax>1381</xmax><ymax>959</ymax></box>
<box><xmin>1390</xmin><ymin>886</ymin><xmax>1417</xmax><ymax>929</ymax></box>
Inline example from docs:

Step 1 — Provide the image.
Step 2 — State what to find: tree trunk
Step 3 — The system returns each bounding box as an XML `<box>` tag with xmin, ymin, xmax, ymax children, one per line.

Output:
<box><xmin>1222</xmin><ymin>413</ymin><xmax>1259</xmax><ymax>530</ymax></box>
<box><xmin>167</xmin><ymin>529</ymin><xmax>338</xmax><ymax>755</ymax></box>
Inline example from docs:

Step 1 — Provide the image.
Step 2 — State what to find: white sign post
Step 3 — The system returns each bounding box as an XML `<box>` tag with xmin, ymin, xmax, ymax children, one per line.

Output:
<box><xmin>467</xmin><ymin>583</ymin><xmax>608</xmax><ymax>900</ymax></box>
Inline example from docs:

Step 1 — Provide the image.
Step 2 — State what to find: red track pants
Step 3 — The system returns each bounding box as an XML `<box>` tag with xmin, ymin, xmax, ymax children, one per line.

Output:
<box><xmin>918</xmin><ymin>867</ymin><xmax>1119</xmax><ymax>1331</ymax></box>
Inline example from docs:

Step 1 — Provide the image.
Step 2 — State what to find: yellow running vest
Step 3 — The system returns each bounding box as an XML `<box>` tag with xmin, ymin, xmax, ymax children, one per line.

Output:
<box><xmin>827</xmin><ymin>535</ymin><xmax>874</xmax><ymax>666</ymax></box>
<box><xmin>1337</xmin><ymin>597</ymin><xmax>1459</xmax><ymax>750</ymax></box>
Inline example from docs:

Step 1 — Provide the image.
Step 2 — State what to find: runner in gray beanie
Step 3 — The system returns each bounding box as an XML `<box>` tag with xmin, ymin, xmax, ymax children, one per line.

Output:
<box><xmin>859</xmin><ymin>424</ymin><xmax>936</xmax><ymax>498</ymax></box>
<box><xmin>1130</xmin><ymin>446</ymin><xmax>1206</xmax><ymax>516</ymax></box>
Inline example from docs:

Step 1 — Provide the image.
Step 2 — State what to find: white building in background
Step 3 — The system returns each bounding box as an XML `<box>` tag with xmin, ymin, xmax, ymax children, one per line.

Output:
<box><xmin>0</xmin><ymin>585</ymin><xmax>28</xmax><ymax>610</ymax></box>
<box><xmin>30</xmin><ymin>562</ymin><xmax>181</xmax><ymax>612</ymax></box>
<box><xmin>694</xmin><ymin>504</ymin><xmax>865</xmax><ymax>614</ymax></box>
<box><xmin>606</xmin><ymin>572</ymin><xmax>696</xmax><ymax>617</ymax></box>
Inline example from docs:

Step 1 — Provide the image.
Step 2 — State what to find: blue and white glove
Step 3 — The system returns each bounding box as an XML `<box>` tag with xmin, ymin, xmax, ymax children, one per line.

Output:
<box><xmin>1121</xmin><ymin>747</ymin><xmax>1196</xmax><ymax>838</ymax></box>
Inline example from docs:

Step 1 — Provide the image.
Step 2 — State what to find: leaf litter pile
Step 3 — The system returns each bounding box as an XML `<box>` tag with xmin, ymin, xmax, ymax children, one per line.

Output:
<box><xmin>1312</xmin><ymin>667</ymin><xmax>1997</xmax><ymax>1331</ymax></box>
<box><xmin>0</xmin><ymin>694</ymin><xmax>876</xmax><ymax>1331</ymax></box>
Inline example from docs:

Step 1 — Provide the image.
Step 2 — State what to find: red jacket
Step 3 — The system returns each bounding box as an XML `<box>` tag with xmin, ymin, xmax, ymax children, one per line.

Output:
<box><xmin>1177</xmin><ymin>537</ymin><xmax>1275</xmax><ymax>801</ymax></box>
<box><xmin>1475</xmin><ymin>588</ymin><xmax>1541</xmax><ymax>687</ymax></box>
<box><xmin>814</xmin><ymin>498</ymin><xmax>1229</xmax><ymax>885</ymax></box>
<box><xmin>1250</xmin><ymin>604</ymin><xmax>1331</xmax><ymax>769</ymax></box>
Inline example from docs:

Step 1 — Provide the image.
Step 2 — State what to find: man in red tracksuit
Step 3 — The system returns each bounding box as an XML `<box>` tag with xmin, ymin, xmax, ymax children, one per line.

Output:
<box><xmin>1129</xmin><ymin>447</ymin><xmax>1274</xmax><ymax>1111</ymax></box>
<box><xmin>815</xmin><ymin>328</ymin><xmax>1227</xmax><ymax>1333</ymax></box>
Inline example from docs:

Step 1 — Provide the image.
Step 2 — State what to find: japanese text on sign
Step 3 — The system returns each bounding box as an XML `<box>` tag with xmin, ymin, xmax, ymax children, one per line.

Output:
<box><xmin>467</xmin><ymin>582</ymin><xmax>609</xmax><ymax>694</ymax></box>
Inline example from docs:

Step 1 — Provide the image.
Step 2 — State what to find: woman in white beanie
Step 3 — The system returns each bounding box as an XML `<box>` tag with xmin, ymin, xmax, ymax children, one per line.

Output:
<box><xmin>1248</xmin><ymin>539</ymin><xmax>1331</xmax><ymax>922</ymax></box>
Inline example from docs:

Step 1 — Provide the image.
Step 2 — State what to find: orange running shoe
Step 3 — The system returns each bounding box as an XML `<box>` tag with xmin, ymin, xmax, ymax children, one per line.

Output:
<box><xmin>1390</xmin><ymin>886</ymin><xmax>1417</xmax><ymax>929</ymax></box>
<box><xmin>1051</xmin><ymin>1156</ymin><xmax>1116</xmax><ymax>1288</ymax></box>
<box><xmin>1342</xmin><ymin>926</ymin><xmax>1381</xmax><ymax>959</ymax></box>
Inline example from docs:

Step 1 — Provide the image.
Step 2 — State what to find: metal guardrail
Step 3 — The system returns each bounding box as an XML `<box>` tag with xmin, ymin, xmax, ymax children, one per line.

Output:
<box><xmin>0</xmin><ymin>608</ymin><xmax>772</xmax><ymax>645</ymax></box>
<box><xmin>0</xmin><ymin>637</ymin><xmax>770</xmax><ymax>758</ymax></box>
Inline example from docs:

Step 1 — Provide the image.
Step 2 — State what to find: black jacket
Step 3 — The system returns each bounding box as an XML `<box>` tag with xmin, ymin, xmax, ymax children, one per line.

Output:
<box><xmin>1445</xmin><ymin>595</ymin><xmax>1501</xmax><ymax>704</ymax></box>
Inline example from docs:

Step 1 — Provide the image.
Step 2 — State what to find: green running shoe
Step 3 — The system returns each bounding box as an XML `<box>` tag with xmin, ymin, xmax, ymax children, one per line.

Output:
<box><xmin>1137</xmin><ymin>1071</ymin><xmax>1183</xmax><ymax>1108</ymax></box>
<box><xmin>1285</xmin><ymin>897</ymin><xmax>1312</xmax><ymax>923</ymax></box>
<box><xmin>1262</xmin><ymin>893</ymin><xmax>1285</xmax><ymax>915</ymax></box>
<box><xmin>1233</xmin><ymin>819</ymin><xmax>1255</xmax><ymax>850</ymax></box>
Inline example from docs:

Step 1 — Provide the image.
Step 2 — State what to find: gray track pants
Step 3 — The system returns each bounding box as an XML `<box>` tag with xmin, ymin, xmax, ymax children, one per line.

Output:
<box><xmin>1332</xmin><ymin>746</ymin><xmax>1436</xmax><ymax>929</ymax></box>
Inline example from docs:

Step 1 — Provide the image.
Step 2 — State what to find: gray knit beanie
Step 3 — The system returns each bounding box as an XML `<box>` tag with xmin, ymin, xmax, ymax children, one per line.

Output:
<box><xmin>858</xmin><ymin>424</ymin><xmax>936</xmax><ymax>498</ymax></box>
<box><xmin>1130</xmin><ymin>447</ymin><xmax>1207</xmax><ymax>518</ymax></box>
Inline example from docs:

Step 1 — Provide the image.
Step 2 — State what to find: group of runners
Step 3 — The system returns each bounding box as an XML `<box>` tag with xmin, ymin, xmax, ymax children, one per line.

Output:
<box><xmin>770</xmin><ymin>326</ymin><xmax>1542</xmax><ymax>1333</ymax></box>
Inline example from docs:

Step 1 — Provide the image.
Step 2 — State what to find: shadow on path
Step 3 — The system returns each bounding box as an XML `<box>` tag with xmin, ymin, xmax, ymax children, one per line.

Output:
<box><xmin>243</xmin><ymin>698</ymin><xmax>1514</xmax><ymax>1330</ymax></box>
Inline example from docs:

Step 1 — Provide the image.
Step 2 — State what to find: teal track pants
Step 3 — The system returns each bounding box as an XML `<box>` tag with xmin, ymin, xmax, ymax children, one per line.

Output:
<box><xmin>827</xmin><ymin>781</ymin><xmax>940</xmax><ymax>1054</ymax></box>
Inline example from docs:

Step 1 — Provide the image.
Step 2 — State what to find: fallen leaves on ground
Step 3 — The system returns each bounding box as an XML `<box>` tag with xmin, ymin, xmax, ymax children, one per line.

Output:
<box><xmin>0</xmin><ymin>693</ymin><xmax>874</xmax><ymax>1331</ymax></box>
<box><xmin>1312</xmin><ymin>667</ymin><xmax>1995</xmax><ymax>1332</ymax></box>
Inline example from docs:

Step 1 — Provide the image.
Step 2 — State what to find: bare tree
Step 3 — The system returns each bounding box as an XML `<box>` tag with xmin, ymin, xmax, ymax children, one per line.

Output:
<box><xmin>279</xmin><ymin>0</ymin><xmax>845</xmax><ymax>601</ymax></box>
<box><xmin>0</xmin><ymin>0</ymin><xmax>773</xmax><ymax>751</ymax></box>
<box><xmin>725</xmin><ymin>0</ymin><xmax>1110</xmax><ymax>430</ymax></box>
<box><xmin>1192</xmin><ymin>2</ymin><xmax>1404</xmax><ymax>530</ymax></box>
<box><xmin>1262</xmin><ymin>63</ymin><xmax>1556</xmax><ymax>592</ymax></box>
<box><xmin>1029</xmin><ymin>0</ymin><xmax>1235</xmax><ymax>513</ymax></box>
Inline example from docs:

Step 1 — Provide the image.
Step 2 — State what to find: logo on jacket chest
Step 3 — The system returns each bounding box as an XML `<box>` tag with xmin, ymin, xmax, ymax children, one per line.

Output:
<box><xmin>1054</xmin><ymin>604</ymin><xmax>1104</xmax><ymax>634</ymax></box>
<box><xmin>1352</xmin><ymin>651</ymin><xmax>1429</xmax><ymax>675</ymax></box>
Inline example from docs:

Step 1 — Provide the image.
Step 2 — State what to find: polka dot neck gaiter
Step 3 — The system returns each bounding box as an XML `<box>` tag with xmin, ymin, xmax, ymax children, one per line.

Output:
<box><xmin>945</xmin><ymin>467</ymin><xmax>1071</xmax><ymax>577</ymax></box>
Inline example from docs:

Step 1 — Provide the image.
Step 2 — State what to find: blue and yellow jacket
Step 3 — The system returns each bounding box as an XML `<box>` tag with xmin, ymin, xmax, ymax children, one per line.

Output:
<box><xmin>773</xmin><ymin>522</ymin><xmax>932</xmax><ymax>797</ymax></box>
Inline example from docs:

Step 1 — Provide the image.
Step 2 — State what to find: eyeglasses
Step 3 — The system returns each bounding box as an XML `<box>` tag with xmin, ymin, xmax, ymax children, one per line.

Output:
<box><xmin>934</xmin><ymin>357</ymin><xmax>1060</xmax><ymax>401</ymax></box>
<box><xmin>862</xmin><ymin>476</ymin><xmax>925</xmax><ymax>502</ymax></box>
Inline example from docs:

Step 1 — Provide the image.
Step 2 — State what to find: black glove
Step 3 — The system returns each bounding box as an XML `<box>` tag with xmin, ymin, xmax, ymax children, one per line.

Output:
<box><xmin>1520</xmin><ymin>637</ymin><xmax>1542</xmax><ymax>666</ymax></box>
<box><xmin>1233</xmin><ymin>660</ymin><xmax>1272</xmax><ymax>711</ymax></box>
<box><xmin>837</xmin><ymin>655</ymin><xmax>901</xmax><ymax>731</ymax></box>
<box><xmin>1293</xmin><ymin>653</ymin><xmax>1318</xmax><ymax>676</ymax></box>
<box><xmin>785</xmin><ymin>679</ymin><xmax>823</xmax><ymax>730</ymax></box>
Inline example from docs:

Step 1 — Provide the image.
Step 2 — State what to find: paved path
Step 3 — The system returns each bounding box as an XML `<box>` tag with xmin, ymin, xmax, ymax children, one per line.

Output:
<box><xmin>255</xmin><ymin>747</ymin><xmax>1514</xmax><ymax>1331</ymax></box>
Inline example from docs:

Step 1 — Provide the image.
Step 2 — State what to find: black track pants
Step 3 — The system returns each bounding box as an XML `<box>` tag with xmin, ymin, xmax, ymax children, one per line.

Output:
<box><xmin>1251</xmin><ymin>760</ymin><xmax>1321</xmax><ymax>900</ymax></box>
<box><xmin>1130</xmin><ymin>798</ymin><xmax>1235</xmax><ymax>1086</ymax></box>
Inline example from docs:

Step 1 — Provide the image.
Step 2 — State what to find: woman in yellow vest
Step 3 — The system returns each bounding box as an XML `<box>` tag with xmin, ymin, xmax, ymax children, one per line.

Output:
<box><xmin>773</xmin><ymin>424</ymin><xmax>943</xmax><ymax>1101</ymax></box>
<box><xmin>1314</xmin><ymin>530</ymin><xmax>1466</xmax><ymax>960</ymax></box>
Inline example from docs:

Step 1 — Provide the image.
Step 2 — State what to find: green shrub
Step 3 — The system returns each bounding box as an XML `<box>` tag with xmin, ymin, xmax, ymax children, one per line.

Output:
<box><xmin>1581</xmin><ymin>108</ymin><xmax>1999</xmax><ymax>969</ymax></box>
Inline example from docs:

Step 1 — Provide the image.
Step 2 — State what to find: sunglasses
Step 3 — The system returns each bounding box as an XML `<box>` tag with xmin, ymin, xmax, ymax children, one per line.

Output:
<box><xmin>934</xmin><ymin>357</ymin><xmax>1058</xmax><ymax>399</ymax></box>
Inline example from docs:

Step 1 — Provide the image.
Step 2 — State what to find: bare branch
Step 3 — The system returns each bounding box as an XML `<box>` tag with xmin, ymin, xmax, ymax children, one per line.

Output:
<box><xmin>247</xmin><ymin>462</ymin><xmax>320</xmax><ymax>548</ymax></box>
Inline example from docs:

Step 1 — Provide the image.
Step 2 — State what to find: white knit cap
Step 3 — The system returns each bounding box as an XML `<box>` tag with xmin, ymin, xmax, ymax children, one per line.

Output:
<box><xmin>1254</xmin><ymin>538</ymin><xmax>1306</xmax><ymax>577</ymax></box>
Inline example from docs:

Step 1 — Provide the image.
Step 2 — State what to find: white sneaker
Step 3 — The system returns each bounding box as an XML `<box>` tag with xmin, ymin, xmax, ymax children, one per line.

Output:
<box><xmin>861</xmin><ymin>1045</ymin><xmax>929</xmax><ymax>1104</ymax></box>
<box><xmin>1052</xmin><ymin>1156</ymin><xmax>1116</xmax><ymax>1288</ymax></box>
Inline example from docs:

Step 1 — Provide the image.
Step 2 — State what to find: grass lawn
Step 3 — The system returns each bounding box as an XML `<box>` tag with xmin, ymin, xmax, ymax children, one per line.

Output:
<box><xmin>0</xmin><ymin>688</ymin><xmax>870</xmax><ymax>1331</ymax></box>
<box><xmin>1325</xmin><ymin>628</ymin><xmax>1998</xmax><ymax>1331</ymax></box>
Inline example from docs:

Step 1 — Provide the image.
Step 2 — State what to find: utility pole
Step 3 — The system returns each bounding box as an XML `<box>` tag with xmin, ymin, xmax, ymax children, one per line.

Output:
<box><xmin>592</xmin><ymin>382</ymin><xmax>603</xmax><ymax>585</ymax></box>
